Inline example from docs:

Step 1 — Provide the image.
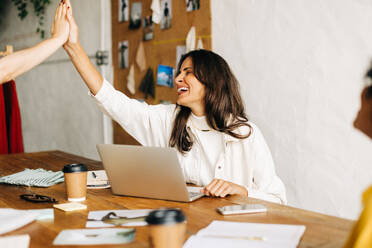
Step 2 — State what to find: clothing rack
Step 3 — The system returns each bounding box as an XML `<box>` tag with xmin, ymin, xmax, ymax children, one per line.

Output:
<box><xmin>0</xmin><ymin>45</ymin><xmax>13</xmax><ymax>57</ymax></box>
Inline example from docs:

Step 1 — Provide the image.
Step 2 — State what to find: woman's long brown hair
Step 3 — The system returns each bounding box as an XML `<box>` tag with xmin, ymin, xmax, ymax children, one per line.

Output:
<box><xmin>169</xmin><ymin>49</ymin><xmax>251</xmax><ymax>153</ymax></box>
<box><xmin>365</xmin><ymin>68</ymin><xmax>372</xmax><ymax>98</ymax></box>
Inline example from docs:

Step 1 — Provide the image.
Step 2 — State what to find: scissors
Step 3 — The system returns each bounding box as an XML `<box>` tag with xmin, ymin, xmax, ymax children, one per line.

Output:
<box><xmin>88</xmin><ymin>211</ymin><xmax>146</xmax><ymax>225</ymax></box>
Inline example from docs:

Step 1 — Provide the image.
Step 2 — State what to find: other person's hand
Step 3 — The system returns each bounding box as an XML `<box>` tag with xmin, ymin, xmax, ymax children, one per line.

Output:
<box><xmin>64</xmin><ymin>0</ymin><xmax>79</xmax><ymax>47</ymax></box>
<box><xmin>201</xmin><ymin>179</ymin><xmax>248</xmax><ymax>197</ymax></box>
<box><xmin>51</xmin><ymin>1</ymin><xmax>69</xmax><ymax>44</ymax></box>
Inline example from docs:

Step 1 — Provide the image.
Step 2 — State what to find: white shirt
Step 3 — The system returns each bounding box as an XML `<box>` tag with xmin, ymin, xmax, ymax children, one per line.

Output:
<box><xmin>189</xmin><ymin>113</ymin><xmax>224</xmax><ymax>185</ymax></box>
<box><xmin>91</xmin><ymin>79</ymin><xmax>287</xmax><ymax>204</ymax></box>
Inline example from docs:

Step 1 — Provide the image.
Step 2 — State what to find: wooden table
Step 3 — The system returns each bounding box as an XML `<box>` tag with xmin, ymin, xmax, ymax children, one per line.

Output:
<box><xmin>0</xmin><ymin>151</ymin><xmax>354</xmax><ymax>247</ymax></box>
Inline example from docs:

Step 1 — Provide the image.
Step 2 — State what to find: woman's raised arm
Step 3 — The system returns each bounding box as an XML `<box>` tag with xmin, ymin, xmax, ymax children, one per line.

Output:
<box><xmin>0</xmin><ymin>2</ymin><xmax>69</xmax><ymax>84</ymax></box>
<box><xmin>63</xmin><ymin>0</ymin><xmax>103</xmax><ymax>95</ymax></box>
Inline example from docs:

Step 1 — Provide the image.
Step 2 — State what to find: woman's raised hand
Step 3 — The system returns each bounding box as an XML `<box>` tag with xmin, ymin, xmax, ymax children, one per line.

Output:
<box><xmin>60</xmin><ymin>0</ymin><xmax>103</xmax><ymax>95</ymax></box>
<box><xmin>51</xmin><ymin>1</ymin><xmax>69</xmax><ymax>44</ymax></box>
<box><xmin>64</xmin><ymin>0</ymin><xmax>79</xmax><ymax>47</ymax></box>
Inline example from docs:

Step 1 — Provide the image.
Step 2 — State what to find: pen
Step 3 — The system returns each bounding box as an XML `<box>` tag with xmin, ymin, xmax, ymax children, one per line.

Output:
<box><xmin>92</xmin><ymin>171</ymin><xmax>97</xmax><ymax>178</ymax></box>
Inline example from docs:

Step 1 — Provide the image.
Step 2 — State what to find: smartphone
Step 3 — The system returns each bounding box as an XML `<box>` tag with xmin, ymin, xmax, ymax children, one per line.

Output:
<box><xmin>216</xmin><ymin>204</ymin><xmax>267</xmax><ymax>215</ymax></box>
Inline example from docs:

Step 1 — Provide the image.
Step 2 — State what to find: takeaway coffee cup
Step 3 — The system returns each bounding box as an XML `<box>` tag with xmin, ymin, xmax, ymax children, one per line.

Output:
<box><xmin>145</xmin><ymin>208</ymin><xmax>186</xmax><ymax>248</ymax></box>
<box><xmin>62</xmin><ymin>163</ymin><xmax>88</xmax><ymax>202</ymax></box>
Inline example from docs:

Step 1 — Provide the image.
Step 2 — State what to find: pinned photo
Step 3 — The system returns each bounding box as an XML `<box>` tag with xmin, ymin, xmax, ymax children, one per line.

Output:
<box><xmin>118</xmin><ymin>0</ymin><xmax>129</xmax><ymax>22</ymax></box>
<box><xmin>176</xmin><ymin>45</ymin><xmax>186</xmax><ymax>69</ymax></box>
<box><xmin>129</xmin><ymin>2</ymin><xmax>142</xmax><ymax>29</ymax></box>
<box><xmin>157</xmin><ymin>65</ymin><xmax>174</xmax><ymax>88</ymax></box>
<box><xmin>139</xmin><ymin>68</ymin><xmax>155</xmax><ymax>99</ymax></box>
<box><xmin>118</xmin><ymin>40</ymin><xmax>129</xmax><ymax>69</ymax></box>
<box><xmin>186</xmin><ymin>0</ymin><xmax>200</xmax><ymax>12</ymax></box>
<box><xmin>143</xmin><ymin>15</ymin><xmax>154</xmax><ymax>41</ymax></box>
<box><xmin>160</xmin><ymin>0</ymin><xmax>172</xmax><ymax>30</ymax></box>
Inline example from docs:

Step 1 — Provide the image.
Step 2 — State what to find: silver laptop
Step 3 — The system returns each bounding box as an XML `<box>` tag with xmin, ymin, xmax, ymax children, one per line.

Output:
<box><xmin>96</xmin><ymin>144</ymin><xmax>204</xmax><ymax>202</ymax></box>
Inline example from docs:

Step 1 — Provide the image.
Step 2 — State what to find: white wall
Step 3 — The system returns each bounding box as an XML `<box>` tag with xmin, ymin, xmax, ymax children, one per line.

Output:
<box><xmin>212</xmin><ymin>0</ymin><xmax>372</xmax><ymax>219</ymax></box>
<box><xmin>0</xmin><ymin>0</ymin><xmax>113</xmax><ymax>159</ymax></box>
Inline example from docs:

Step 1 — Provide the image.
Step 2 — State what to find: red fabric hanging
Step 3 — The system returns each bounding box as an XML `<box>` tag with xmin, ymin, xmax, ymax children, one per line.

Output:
<box><xmin>0</xmin><ymin>85</ymin><xmax>8</xmax><ymax>154</ymax></box>
<box><xmin>1</xmin><ymin>80</ymin><xmax>24</xmax><ymax>154</ymax></box>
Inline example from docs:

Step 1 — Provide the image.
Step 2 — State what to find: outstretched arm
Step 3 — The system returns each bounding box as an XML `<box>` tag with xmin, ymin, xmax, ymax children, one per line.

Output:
<box><xmin>63</xmin><ymin>0</ymin><xmax>103</xmax><ymax>95</ymax></box>
<box><xmin>0</xmin><ymin>2</ymin><xmax>69</xmax><ymax>84</ymax></box>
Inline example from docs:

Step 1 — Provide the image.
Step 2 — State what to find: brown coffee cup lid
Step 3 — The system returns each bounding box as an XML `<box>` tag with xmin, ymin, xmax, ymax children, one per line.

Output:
<box><xmin>145</xmin><ymin>208</ymin><xmax>186</xmax><ymax>225</ymax></box>
<box><xmin>62</xmin><ymin>163</ymin><xmax>88</xmax><ymax>173</ymax></box>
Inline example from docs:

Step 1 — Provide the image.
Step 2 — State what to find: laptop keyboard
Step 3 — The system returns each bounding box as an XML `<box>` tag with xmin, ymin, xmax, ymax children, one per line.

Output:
<box><xmin>186</xmin><ymin>186</ymin><xmax>203</xmax><ymax>200</ymax></box>
<box><xmin>188</xmin><ymin>191</ymin><xmax>202</xmax><ymax>198</ymax></box>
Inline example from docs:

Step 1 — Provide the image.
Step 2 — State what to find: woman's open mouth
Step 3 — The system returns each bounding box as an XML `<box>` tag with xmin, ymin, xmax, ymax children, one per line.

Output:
<box><xmin>177</xmin><ymin>87</ymin><xmax>189</xmax><ymax>96</ymax></box>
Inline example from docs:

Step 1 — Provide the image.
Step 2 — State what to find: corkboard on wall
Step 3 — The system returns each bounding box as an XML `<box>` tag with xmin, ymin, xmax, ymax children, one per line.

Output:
<box><xmin>111</xmin><ymin>0</ymin><xmax>211</xmax><ymax>145</ymax></box>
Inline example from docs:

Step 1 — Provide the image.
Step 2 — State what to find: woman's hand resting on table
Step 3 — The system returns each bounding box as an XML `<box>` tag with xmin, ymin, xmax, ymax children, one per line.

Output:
<box><xmin>201</xmin><ymin>179</ymin><xmax>248</xmax><ymax>197</ymax></box>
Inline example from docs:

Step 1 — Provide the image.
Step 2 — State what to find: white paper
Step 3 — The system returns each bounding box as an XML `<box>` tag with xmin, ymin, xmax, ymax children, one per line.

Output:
<box><xmin>127</xmin><ymin>64</ymin><xmax>136</xmax><ymax>95</ymax></box>
<box><xmin>86</xmin><ymin>209</ymin><xmax>153</xmax><ymax>227</ymax></box>
<box><xmin>184</xmin><ymin>221</ymin><xmax>306</xmax><ymax>248</ymax></box>
<box><xmin>27</xmin><ymin>208</ymin><xmax>54</xmax><ymax>220</ymax></box>
<box><xmin>87</xmin><ymin>170</ymin><xmax>110</xmax><ymax>189</ymax></box>
<box><xmin>0</xmin><ymin>209</ymin><xmax>38</xmax><ymax>235</ymax></box>
<box><xmin>184</xmin><ymin>235</ymin><xmax>276</xmax><ymax>248</ymax></box>
<box><xmin>135</xmin><ymin>42</ymin><xmax>147</xmax><ymax>72</ymax></box>
<box><xmin>53</xmin><ymin>228</ymin><xmax>135</xmax><ymax>245</ymax></box>
<box><xmin>0</xmin><ymin>234</ymin><xmax>30</xmax><ymax>248</ymax></box>
<box><xmin>186</xmin><ymin>26</ymin><xmax>196</xmax><ymax>52</ymax></box>
<box><xmin>151</xmin><ymin>0</ymin><xmax>162</xmax><ymax>24</ymax></box>
<box><xmin>197</xmin><ymin>38</ymin><xmax>204</xmax><ymax>49</ymax></box>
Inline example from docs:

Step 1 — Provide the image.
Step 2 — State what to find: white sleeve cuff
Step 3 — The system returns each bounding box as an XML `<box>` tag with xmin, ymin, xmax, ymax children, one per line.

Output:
<box><xmin>247</xmin><ymin>188</ymin><xmax>286</xmax><ymax>205</ymax></box>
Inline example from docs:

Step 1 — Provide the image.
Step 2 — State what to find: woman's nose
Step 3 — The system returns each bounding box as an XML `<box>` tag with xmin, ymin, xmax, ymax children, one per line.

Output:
<box><xmin>175</xmin><ymin>73</ymin><xmax>184</xmax><ymax>83</ymax></box>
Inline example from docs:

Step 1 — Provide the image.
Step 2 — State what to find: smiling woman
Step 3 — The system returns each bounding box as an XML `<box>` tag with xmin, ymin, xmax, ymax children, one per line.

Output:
<box><xmin>62</xmin><ymin>0</ymin><xmax>286</xmax><ymax>203</ymax></box>
<box><xmin>168</xmin><ymin>50</ymin><xmax>286</xmax><ymax>201</ymax></box>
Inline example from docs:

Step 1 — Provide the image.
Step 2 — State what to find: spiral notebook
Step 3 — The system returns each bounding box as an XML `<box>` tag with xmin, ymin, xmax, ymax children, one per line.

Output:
<box><xmin>87</xmin><ymin>170</ymin><xmax>110</xmax><ymax>189</ymax></box>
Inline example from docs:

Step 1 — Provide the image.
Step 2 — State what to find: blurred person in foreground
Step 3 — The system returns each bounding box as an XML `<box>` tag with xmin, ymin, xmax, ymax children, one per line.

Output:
<box><xmin>344</xmin><ymin>69</ymin><xmax>372</xmax><ymax>248</ymax></box>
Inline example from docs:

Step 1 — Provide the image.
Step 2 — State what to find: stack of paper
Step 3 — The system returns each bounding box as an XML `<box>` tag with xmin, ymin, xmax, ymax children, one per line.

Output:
<box><xmin>0</xmin><ymin>208</ymin><xmax>54</xmax><ymax>235</ymax></box>
<box><xmin>183</xmin><ymin>221</ymin><xmax>306</xmax><ymax>248</ymax></box>
<box><xmin>0</xmin><ymin>234</ymin><xmax>30</xmax><ymax>248</ymax></box>
<box><xmin>0</xmin><ymin>168</ymin><xmax>64</xmax><ymax>187</ymax></box>
<box><xmin>0</xmin><ymin>209</ymin><xmax>38</xmax><ymax>235</ymax></box>
<box><xmin>27</xmin><ymin>209</ymin><xmax>54</xmax><ymax>220</ymax></box>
